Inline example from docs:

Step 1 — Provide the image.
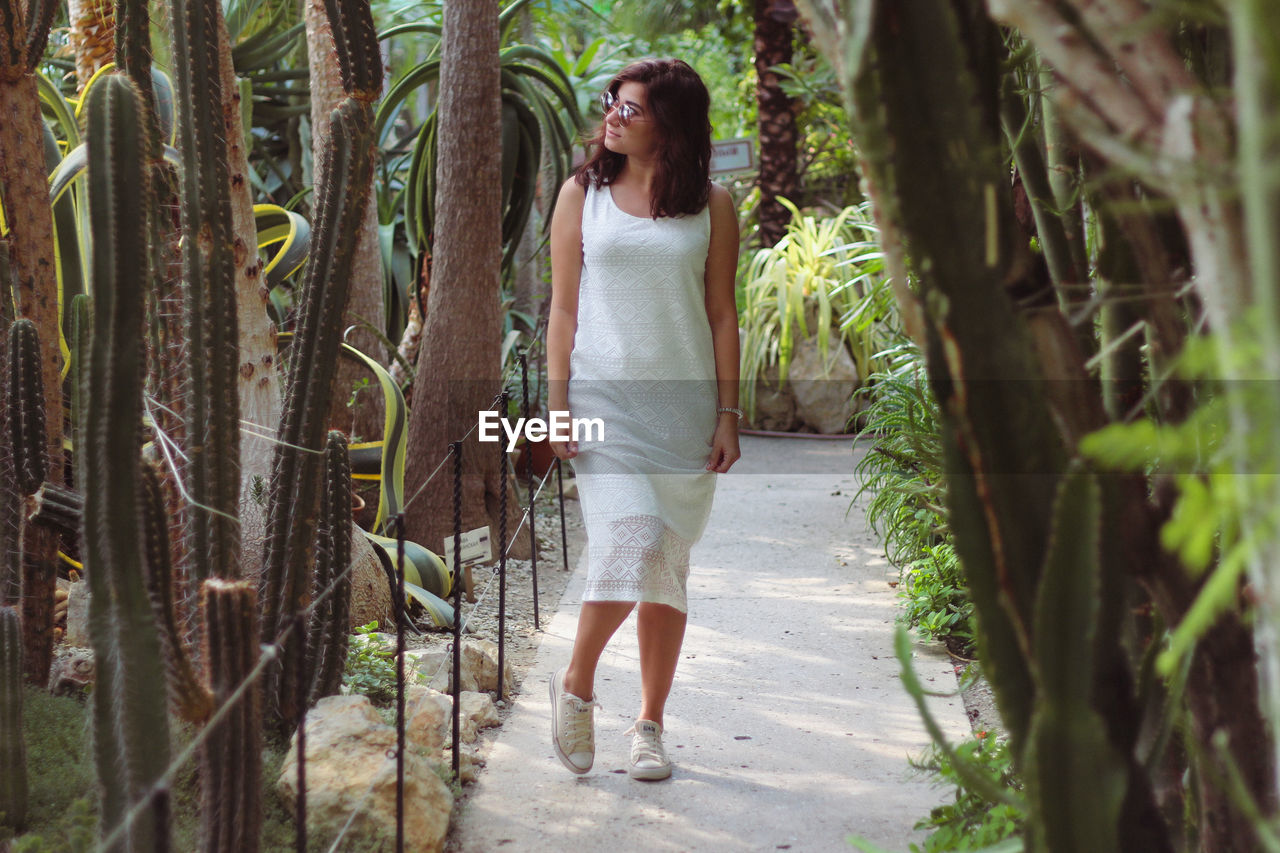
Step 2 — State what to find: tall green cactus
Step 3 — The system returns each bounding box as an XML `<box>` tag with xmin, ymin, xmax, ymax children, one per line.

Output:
<box><xmin>6</xmin><ymin>317</ymin><xmax>54</xmax><ymax>684</ymax></box>
<box><xmin>168</xmin><ymin>0</ymin><xmax>241</xmax><ymax>585</ymax></box>
<box><xmin>0</xmin><ymin>605</ymin><xmax>26</xmax><ymax>831</ymax></box>
<box><xmin>141</xmin><ymin>461</ymin><xmax>213</xmax><ymax>723</ymax></box>
<box><xmin>308</xmin><ymin>430</ymin><xmax>353</xmax><ymax>703</ymax></box>
<box><xmin>7</xmin><ymin>319</ymin><xmax>46</xmax><ymax>498</ymax></box>
<box><xmin>260</xmin><ymin>0</ymin><xmax>381</xmax><ymax>726</ymax></box>
<box><xmin>0</xmin><ymin>254</ymin><xmax>18</xmax><ymax>607</ymax></box>
<box><xmin>199</xmin><ymin>578</ymin><xmax>262</xmax><ymax>853</ymax></box>
<box><xmin>83</xmin><ymin>72</ymin><xmax>172</xmax><ymax>853</ymax></box>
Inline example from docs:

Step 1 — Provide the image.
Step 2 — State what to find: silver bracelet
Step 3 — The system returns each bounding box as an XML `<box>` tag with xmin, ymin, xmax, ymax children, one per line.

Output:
<box><xmin>717</xmin><ymin>406</ymin><xmax>744</xmax><ymax>421</ymax></box>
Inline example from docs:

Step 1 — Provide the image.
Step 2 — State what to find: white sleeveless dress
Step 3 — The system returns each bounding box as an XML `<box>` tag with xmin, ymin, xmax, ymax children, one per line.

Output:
<box><xmin>568</xmin><ymin>183</ymin><xmax>718</xmax><ymax>613</ymax></box>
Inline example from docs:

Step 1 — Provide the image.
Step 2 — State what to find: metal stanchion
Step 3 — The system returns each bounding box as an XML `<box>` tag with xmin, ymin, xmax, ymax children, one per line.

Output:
<box><xmin>497</xmin><ymin>392</ymin><xmax>509</xmax><ymax>701</ymax></box>
<box><xmin>395</xmin><ymin>514</ymin><xmax>407</xmax><ymax>853</ymax></box>
<box><xmin>450</xmin><ymin>441</ymin><xmax>463</xmax><ymax>776</ymax></box>
<box><xmin>519</xmin><ymin>351</ymin><xmax>540</xmax><ymax>628</ymax></box>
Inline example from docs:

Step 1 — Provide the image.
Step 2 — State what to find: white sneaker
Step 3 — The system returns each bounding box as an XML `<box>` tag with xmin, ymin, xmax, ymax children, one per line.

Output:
<box><xmin>550</xmin><ymin>667</ymin><xmax>597</xmax><ymax>774</ymax></box>
<box><xmin>627</xmin><ymin>719</ymin><xmax>671</xmax><ymax>781</ymax></box>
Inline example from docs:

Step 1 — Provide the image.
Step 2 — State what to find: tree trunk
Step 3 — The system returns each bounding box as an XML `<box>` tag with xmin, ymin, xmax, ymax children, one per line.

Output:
<box><xmin>218</xmin><ymin>20</ymin><xmax>283</xmax><ymax>573</ymax></box>
<box><xmin>754</xmin><ymin>0</ymin><xmax>798</xmax><ymax>247</ymax></box>
<box><xmin>402</xmin><ymin>0</ymin><xmax>509</xmax><ymax>560</ymax></box>
<box><xmin>67</xmin><ymin>0</ymin><xmax>115</xmax><ymax>92</ymax></box>
<box><xmin>0</xmin><ymin>14</ymin><xmax>63</xmax><ymax>686</ymax></box>
<box><xmin>305</xmin><ymin>0</ymin><xmax>385</xmax><ymax>445</ymax></box>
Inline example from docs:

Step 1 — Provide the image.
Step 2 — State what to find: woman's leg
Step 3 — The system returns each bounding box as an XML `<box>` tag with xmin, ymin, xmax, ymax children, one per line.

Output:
<box><xmin>636</xmin><ymin>602</ymin><xmax>687</xmax><ymax>727</ymax></box>
<box><xmin>563</xmin><ymin>601</ymin><xmax>634</xmax><ymax>700</ymax></box>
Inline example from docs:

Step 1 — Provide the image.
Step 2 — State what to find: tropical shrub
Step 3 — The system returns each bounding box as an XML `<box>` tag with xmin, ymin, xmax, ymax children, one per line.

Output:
<box><xmin>907</xmin><ymin>732</ymin><xmax>1024</xmax><ymax>852</ymax></box>
<box><xmin>737</xmin><ymin>198</ymin><xmax>895</xmax><ymax>418</ymax></box>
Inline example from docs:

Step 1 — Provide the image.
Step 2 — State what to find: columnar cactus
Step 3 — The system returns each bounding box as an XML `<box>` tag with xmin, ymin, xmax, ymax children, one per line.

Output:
<box><xmin>198</xmin><ymin>578</ymin><xmax>262</xmax><ymax>853</ymax></box>
<box><xmin>7</xmin><ymin>319</ymin><xmax>47</xmax><ymax>499</ymax></box>
<box><xmin>168</xmin><ymin>0</ymin><xmax>241</xmax><ymax>585</ymax></box>
<box><xmin>141</xmin><ymin>462</ymin><xmax>213</xmax><ymax>723</ymax></box>
<box><xmin>83</xmin><ymin>73</ymin><xmax>172</xmax><ymax>852</ymax></box>
<box><xmin>6</xmin><ymin>317</ymin><xmax>54</xmax><ymax>684</ymax></box>
<box><xmin>0</xmin><ymin>605</ymin><xmax>26</xmax><ymax>831</ymax></box>
<box><xmin>308</xmin><ymin>430</ymin><xmax>353</xmax><ymax>703</ymax></box>
<box><xmin>260</xmin><ymin>0</ymin><xmax>381</xmax><ymax>726</ymax></box>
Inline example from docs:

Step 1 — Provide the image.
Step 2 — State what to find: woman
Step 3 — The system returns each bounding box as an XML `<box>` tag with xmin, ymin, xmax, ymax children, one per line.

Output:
<box><xmin>545</xmin><ymin>58</ymin><xmax>742</xmax><ymax>781</ymax></box>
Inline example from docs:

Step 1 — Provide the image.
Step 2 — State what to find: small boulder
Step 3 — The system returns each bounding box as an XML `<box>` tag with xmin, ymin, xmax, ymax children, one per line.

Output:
<box><xmin>462</xmin><ymin>638</ymin><xmax>512</xmax><ymax>698</ymax></box>
<box><xmin>406</xmin><ymin>688</ymin><xmax>451</xmax><ymax>753</ymax></box>
<box><xmin>278</xmin><ymin>695</ymin><xmax>453</xmax><ymax>853</ymax></box>
<box><xmin>788</xmin><ymin>333</ymin><xmax>860</xmax><ymax>434</ymax></box>
<box><xmin>49</xmin><ymin>648</ymin><xmax>95</xmax><ymax>697</ymax></box>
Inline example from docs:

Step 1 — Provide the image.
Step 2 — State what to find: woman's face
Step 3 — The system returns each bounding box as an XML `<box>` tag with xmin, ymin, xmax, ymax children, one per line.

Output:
<box><xmin>603</xmin><ymin>81</ymin><xmax>658</xmax><ymax>158</ymax></box>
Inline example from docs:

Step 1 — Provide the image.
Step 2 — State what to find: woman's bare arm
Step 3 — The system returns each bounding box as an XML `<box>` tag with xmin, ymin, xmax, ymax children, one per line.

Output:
<box><xmin>703</xmin><ymin>183</ymin><xmax>742</xmax><ymax>473</ymax></box>
<box><xmin>547</xmin><ymin>179</ymin><xmax>587</xmax><ymax>457</ymax></box>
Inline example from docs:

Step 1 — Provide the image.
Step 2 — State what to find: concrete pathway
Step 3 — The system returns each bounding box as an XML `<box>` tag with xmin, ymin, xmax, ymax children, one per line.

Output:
<box><xmin>455</xmin><ymin>434</ymin><xmax>970</xmax><ymax>852</ymax></box>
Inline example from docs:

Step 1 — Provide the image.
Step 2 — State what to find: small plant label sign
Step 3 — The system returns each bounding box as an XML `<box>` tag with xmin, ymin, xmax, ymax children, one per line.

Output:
<box><xmin>443</xmin><ymin>526</ymin><xmax>493</xmax><ymax>602</ymax></box>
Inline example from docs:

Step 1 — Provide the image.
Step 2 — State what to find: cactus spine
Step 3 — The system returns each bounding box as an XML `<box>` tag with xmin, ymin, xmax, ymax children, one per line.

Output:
<box><xmin>308</xmin><ymin>431</ymin><xmax>353</xmax><ymax>703</ymax></box>
<box><xmin>0</xmin><ymin>606</ymin><xmax>26</xmax><ymax>831</ymax></box>
<box><xmin>83</xmin><ymin>73</ymin><xmax>172</xmax><ymax>852</ymax></box>
<box><xmin>261</xmin><ymin>0</ymin><xmax>381</xmax><ymax>725</ymax></box>
<box><xmin>168</xmin><ymin>0</ymin><xmax>241</xmax><ymax>584</ymax></box>
<box><xmin>199</xmin><ymin>579</ymin><xmax>262</xmax><ymax>853</ymax></box>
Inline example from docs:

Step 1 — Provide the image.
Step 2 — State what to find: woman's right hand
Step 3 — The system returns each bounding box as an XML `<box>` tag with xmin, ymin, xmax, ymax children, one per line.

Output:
<box><xmin>548</xmin><ymin>402</ymin><xmax>578</xmax><ymax>460</ymax></box>
<box><xmin>550</xmin><ymin>438</ymin><xmax>579</xmax><ymax>461</ymax></box>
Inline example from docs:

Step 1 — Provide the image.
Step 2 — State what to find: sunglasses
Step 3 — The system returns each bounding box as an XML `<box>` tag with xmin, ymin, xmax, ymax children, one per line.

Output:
<box><xmin>600</xmin><ymin>90</ymin><xmax>650</xmax><ymax>128</ymax></box>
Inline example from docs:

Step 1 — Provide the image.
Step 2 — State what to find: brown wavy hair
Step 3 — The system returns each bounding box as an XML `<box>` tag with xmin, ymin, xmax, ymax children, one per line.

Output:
<box><xmin>574</xmin><ymin>58</ymin><xmax>712</xmax><ymax>219</ymax></box>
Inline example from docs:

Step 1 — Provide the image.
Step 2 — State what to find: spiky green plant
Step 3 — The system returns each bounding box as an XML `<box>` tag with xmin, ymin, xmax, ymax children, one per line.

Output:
<box><xmin>0</xmin><ymin>605</ymin><xmax>26</xmax><ymax>831</ymax></box>
<box><xmin>260</xmin><ymin>0</ymin><xmax>381</xmax><ymax>727</ymax></box>
<box><xmin>170</xmin><ymin>0</ymin><xmax>242</xmax><ymax>585</ymax></box>
<box><xmin>308</xmin><ymin>430</ymin><xmax>353</xmax><ymax>703</ymax></box>
<box><xmin>199</xmin><ymin>578</ymin><xmax>262</xmax><ymax>853</ymax></box>
<box><xmin>83</xmin><ymin>72</ymin><xmax>172</xmax><ymax>853</ymax></box>
<box><xmin>140</xmin><ymin>461</ymin><xmax>213</xmax><ymax>724</ymax></box>
<box><xmin>7</xmin><ymin>319</ymin><xmax>47</xmax><ymax>499</ymax></box>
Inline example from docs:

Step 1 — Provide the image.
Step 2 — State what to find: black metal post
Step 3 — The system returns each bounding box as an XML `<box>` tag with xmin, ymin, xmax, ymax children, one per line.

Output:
<box><xmin>519</xmin><ymin>351</ymin><xmax>539</xmax><ymax>628</ymax></box>
<box><xmin>294</xmin><ymin>612</ymin><xmax>307</xmax><ymax>853</ymax></box>
<box><xmin>556</xmin><ymin>457</ymin><xmax>568</xmax><ymax>572</ymax></box>
<box><xmin>497</xmin><ymin>393</ymin><xmax>508</xmax><ymax>702</ymax></box>
<box><xmin>451</xmin><ymin>440</ymin><xmax>463</xmax><ymax>777</ymax></box>
<box><xmin>395</xmin><ymin>513</ymin><xmax>407</xmax><ymax>853</ymax></box>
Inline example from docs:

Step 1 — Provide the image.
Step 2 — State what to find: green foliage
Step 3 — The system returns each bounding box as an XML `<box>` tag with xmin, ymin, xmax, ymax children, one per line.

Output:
<box><xmin>0</xmin><ymin>689</ymin><xmax>96</xmax><ymax>851</ymax></box>
<box><xmin>343</xmin><ymin>621</ymin><xmax>401</xmax><ymax>706</ymax></box>
<box><xmin>772</xmin><ymin>47</ymin><xmax>863</xmax><ymax>208</ymax></box>
<box><xmin>907</xmin><ymin>733</ymin><xmax>1025</xmax><ymax>852</ymax></box>
<box><xmin>738</xmin><ymin>199</ymin><xmax>894</xmax><ymax>417</ymax></box>
<box><xmin>854</xmin><ymin>341</ymin><xmax>945</xmax><ymax>565</ymax></box>
<box><xmin>375</xmin><ymin>0</ymin><xmax>583</xmax><ymax>276</ymax></box>
<box><xmin>899</xmin><ymin>543</ymin><xmax>973</xmax><ymax>656</ymax></box>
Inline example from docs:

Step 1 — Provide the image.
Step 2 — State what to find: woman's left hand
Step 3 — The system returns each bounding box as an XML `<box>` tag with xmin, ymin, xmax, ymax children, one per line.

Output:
<box><xmin>705</xmin><ymin>415</ymin><xmax>741</xmax><ymax>473</ymax></box>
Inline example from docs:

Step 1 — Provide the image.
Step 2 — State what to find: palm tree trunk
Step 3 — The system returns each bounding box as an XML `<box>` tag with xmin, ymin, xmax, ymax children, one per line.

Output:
<box><xmin>754</xmin><ymin>0</ymin><xmax>798</xmax><ymax>247</ymax></box>
<box><xmin>402</xmin><ymin>0</ymin><xmax>505</xmax><ymax>557</ymax></box>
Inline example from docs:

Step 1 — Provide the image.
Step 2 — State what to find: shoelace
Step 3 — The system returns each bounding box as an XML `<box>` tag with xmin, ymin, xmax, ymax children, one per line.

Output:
<box><xmin>558</xmin><ymin>693</ymin><xmax>599</xmax><ymax>752</ymax></box>
<box><xmin>627</xmin><ymin>723</ymin><xmax>667</xmax><ymax>765</ymax></box>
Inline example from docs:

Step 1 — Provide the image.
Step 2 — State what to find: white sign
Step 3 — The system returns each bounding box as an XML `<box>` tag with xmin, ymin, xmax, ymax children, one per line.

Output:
<box><xmin>711</xmin><ymin>138</ymin><xmax>755</xmax><ymax>175</ymax></box>
<box><xmin>443</xmin><ymin>525</ymin><xmax>492</xmax><ymax>571</ymax></box>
